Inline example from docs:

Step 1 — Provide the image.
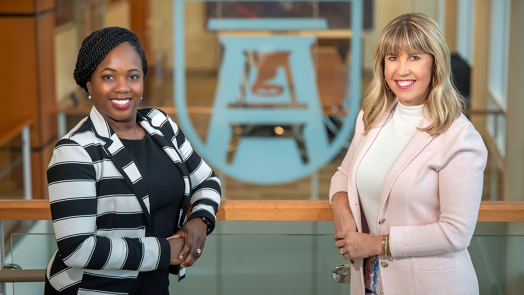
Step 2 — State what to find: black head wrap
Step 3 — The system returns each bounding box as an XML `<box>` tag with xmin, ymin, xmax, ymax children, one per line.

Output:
<box><xmin>73</xmin><ymin>27</ymin><xmax>147</xmax><ymax>92</ymax></box>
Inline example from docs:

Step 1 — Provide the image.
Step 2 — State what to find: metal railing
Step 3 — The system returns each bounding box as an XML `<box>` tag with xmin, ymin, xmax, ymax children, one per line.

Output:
<box><xmin>0</xmin><ymin>118</ymin><xmax>33</xmax><ymax>294</ymax></box>
<box><xmin>0</xmin><ymin>199</ymin><xmax>523</xmax><ymax>288</ymax></box>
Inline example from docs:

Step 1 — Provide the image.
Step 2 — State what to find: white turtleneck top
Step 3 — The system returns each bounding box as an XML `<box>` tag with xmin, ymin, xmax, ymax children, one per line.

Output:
<box><xmin>356</xmin><ymin>101</ymin><xmax>424</xmax><ymax>236</ymax></box>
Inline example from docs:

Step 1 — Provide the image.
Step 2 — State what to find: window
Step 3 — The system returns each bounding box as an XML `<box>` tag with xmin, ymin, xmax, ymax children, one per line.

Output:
<box><xmin>456</xmin><ymin>0</ymin><xmax>475</xmax><ymax>66</ymax></box>
<box><xmin>488</xmin><ymin>0</ymin><xmax>510</xmax><ymax>110</ymax></box>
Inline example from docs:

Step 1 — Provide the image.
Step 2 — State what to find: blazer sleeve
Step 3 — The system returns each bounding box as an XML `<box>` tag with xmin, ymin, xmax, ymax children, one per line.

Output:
<box><xmin>48</xmin><ymin>139</ymin><xmax>171</xmax><ymax>272</ymax></box>
<box><xmin>389</xmin><ymin>127</ymin><xmax>488</xmax><ymax>257</ymax></box>
<box><xmin>167</xmin><ymin>116</ymin><xmax>222</xmax><ymax>235</ymax></box>
<box><xmin>329</xmin><ymin>110</ymin><xmax>364</xmax><ymax>203</ymax></box>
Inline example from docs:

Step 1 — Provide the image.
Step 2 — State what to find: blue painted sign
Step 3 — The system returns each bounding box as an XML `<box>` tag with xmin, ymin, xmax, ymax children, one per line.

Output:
<box><xmin>173</xmin><ymin>0</ymin><xmax>362</xmax><ymax>185</ymax></box>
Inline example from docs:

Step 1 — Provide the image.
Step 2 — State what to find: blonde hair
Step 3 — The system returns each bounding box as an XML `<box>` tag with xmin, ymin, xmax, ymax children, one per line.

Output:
<box><xmin>362</xmin><ymin>13</ymin><xmax>464</xmax><ymax>136</ymax></box>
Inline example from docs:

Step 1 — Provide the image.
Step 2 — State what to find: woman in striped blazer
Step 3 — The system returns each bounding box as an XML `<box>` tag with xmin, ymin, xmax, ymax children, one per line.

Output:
<box><xmin>45</xmin><ymin>27</ymin><xmax>221</xmax><ymax>294</ymax></box>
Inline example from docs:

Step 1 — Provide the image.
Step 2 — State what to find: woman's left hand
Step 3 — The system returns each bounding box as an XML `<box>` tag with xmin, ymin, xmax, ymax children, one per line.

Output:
<box><xmin>167</xmin><ymin>218</ymin><xmax>208</xmax><ymax>268</ymax></box>
<box><xmin>335</xmin><ymin>231</ymin><xmax>383</xmax><ymax>260</ymax></box>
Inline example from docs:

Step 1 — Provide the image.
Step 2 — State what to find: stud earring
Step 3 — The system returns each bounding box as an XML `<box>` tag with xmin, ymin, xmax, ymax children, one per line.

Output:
<box><xmin>88</xmin><ymin>93</ymin><xmax>92</xmax><ymax>100</ymax></box>
<box><xmin>141</xmin><ymin>97</ymin><xmax>143</xmax><ymax>100</ymax></box>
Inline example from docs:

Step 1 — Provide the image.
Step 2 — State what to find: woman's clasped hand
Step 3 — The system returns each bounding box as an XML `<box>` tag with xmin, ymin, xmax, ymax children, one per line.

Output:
<box><xmin>168</xmin><ymin>218</ymin><xmax>209</xmax><ymax>267</ymax></box>
<box><xmin>335</xmin><ymin>231</ymin><xmax>382</xmax><ymax>261</ymax></box>
<box><xmin>332</xmin><ymin>192</ymin><xmax>374</xmax><ymax>262</ymax></box>
<box><xmin>333</xmin><ymin>191</ymin><xmax>381</xmax><ymax>261</ymax></box>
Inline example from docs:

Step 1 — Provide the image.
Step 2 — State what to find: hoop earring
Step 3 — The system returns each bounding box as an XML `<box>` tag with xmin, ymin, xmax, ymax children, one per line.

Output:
<box><xmin>384</xmin><ymin>80</ymin><xmax>390</xmax><ymax>90</ymax></box>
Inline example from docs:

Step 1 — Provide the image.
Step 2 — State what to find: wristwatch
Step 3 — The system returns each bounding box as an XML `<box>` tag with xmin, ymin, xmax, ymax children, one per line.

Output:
<box><xmin>201</xmin><ymin>217</ymin><xmax>212</xmax><ymax>230</ymax></box>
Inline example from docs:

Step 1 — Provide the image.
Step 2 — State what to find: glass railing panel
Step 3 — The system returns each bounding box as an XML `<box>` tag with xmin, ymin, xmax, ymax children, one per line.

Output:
<box><xmin>169</xmin><ymin>234</ymin><xmax>346</xmax><ymax>295</ymax></box>
<box><xmin>10</xmin><ymin>234</ymin><xmax>56</xmax><ymax>269</ymax></box>
<box><xmin>469</xmin><ymin>235</ymin><xmax>524</xmax><ymax>295</ymax></box>
<box><xmin>170</xmin><ymin>236</ymin><xmax>524</xmax><ymax>294</ymax></box>
<box><xmin>5</xmin><ymin>220</ymin><xmax>55</xmax><ymax>295</ymax></box>
<box><xmin>470</xmin><ymin>222</ymin><xmax>524</xmax><ymax>294</ymax></box>
<box><xmin>3</xmin><ymin>220</ymin><xmax>524</xmax><ymax>294</ymax></box>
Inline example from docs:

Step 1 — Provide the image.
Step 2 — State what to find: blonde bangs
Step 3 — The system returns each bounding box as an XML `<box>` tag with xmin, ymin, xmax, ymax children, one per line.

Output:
<box><xmin>380</xmin><ymin>23</ymin><xmax>433</xmax><ymax>58</ymax></box>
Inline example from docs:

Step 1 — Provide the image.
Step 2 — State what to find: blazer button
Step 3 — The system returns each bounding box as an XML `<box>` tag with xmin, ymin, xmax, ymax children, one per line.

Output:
<box><xmin>378</xmin><ymin>218</ymin><xmax>385</xmax><ymax>224</ymax></box>
<box><xmin>380</xmin><ymin>261</ymin><xmax>388</xmax><ymax>268</ymax></box>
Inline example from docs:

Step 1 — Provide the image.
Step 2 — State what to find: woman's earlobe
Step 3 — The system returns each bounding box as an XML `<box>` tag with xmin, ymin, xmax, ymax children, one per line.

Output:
<box><xmin>86</xmin><ymin>82</ymin><xmax>92</xmax><ymax>99</ymax></box>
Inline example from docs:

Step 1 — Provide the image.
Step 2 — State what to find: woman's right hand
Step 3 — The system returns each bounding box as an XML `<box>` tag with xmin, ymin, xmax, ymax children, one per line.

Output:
<box><xmin>332</xmin><ymin>192</ymin><xmax>357</xmax><ymax>233</ymax></box>
<box><xmin>168</xmin><ymin>238</ymin><xmax>185</xmax><ymax>265</ymax></box>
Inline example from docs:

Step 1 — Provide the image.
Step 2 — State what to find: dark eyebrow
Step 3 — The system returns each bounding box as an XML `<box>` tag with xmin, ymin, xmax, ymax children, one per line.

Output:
<box><xmin>99</xmin><ymin>68</ymin><xmax>141</xmax><ymax>73</ymax></box>
<box><xmin>100</xmin><ymin>68</ymin><xmax>116</xmax><ymax>73</ymax></box>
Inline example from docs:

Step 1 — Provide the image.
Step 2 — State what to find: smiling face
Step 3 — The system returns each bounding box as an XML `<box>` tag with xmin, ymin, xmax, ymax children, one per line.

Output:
<box><xmin>86</xmin><ymin>42</ymin><xmax>143</xmax><ymax>126</ymax></box>
<box><xmin>384</xmin><ymin>52</ymin><xmax>434</xmax><ymax>106</ymax></box>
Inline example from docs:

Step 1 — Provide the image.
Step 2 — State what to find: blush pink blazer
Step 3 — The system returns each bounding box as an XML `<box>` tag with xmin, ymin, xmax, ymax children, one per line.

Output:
<box><xmin>329</xmin><ymin>99</ymin><xmax>487</xmax><ymax>295</ymax></box>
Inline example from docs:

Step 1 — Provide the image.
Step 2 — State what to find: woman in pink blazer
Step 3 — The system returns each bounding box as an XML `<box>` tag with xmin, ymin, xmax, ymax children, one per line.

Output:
<box><xmin>330</xmin><ymin>13</ymin><xmax>487</xmax><ymax>295</ymax></box>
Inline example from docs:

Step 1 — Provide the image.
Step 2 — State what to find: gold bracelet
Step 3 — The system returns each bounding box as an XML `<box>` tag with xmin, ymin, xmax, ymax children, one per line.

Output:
<box><xmin>382</xmin><ymin>235</ymin><xmax>387</xmax><ymax>257</ymax></box>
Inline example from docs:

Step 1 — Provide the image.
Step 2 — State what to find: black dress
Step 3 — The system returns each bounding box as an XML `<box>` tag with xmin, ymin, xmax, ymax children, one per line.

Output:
<box><xmin>121</xmin><ymin>133</ymin><xmax>185</xmax><ymax>295</ymax></box>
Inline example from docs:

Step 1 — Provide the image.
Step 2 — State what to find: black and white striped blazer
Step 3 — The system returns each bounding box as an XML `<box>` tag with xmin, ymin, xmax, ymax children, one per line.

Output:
<box><xmin>46</xmin><ymin>106</ymin><xmax>221</xmax><ymax>294</ymax></box>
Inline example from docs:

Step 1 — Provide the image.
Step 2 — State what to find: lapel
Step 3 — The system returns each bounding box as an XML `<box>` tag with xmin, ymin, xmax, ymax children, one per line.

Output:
<box><xmin>376</xmin><ymin>107</ymin><xmax>434</xmax><ymax>220</ymax></box>
<box><xmin>87</xmin><ymin>107</ymin><xmax>154</xmax><ymax>226</ymax></box>
<box><xmin>348</xmin><ymin>99</ymin><xmax>435</xmax><ymax>232</ymax></box>
<box><xmin>137</xmin><ymin>110</ymin><xmax>193</xmax><ymax>228</ymax></box>
<box><xmin>347</xmin><ymin>102</ymin><xmax>395</xmax><ymax>232</ymax></box>
<box><xmin>87</xmin><ymin>107</ymin><xmax>194</xmax><ymax>229</ymax></box>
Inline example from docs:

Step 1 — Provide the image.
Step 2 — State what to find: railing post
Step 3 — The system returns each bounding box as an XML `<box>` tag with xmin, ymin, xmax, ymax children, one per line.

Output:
<box><xmin>1</xmin><ymin>220</ymin><xmax>5</xmax><ymax>295</ymax></box>
<box><xmin>310</xmin><ymin>171</ymin><xmax>319</xmax><ymax>200</ymax></box>
<box><xmin>22</xmin><ymin>126</ymin><xmax>32</xmax><ymax>200</ymax></box>
<box><xmin>490</xmin><ymin>114</ymin><xmax>499</xmax><ymax>201</ymax></box>
<box><xmin>57</xmin><ymin>112</ymin><xmax>66</xmax><ymax>139</ymax></box>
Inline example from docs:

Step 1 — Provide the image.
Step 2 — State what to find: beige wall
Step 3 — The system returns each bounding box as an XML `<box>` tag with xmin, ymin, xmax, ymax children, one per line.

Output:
<box><xmin>150</xmin><ymin>0</ymin><xmax>173</xmax><ymax>69</ymax></box>
<box><xmin>184</xmin><ymin>1</ymin><xmax>217</xmax><ymax>72</ymax></box>
<box><xmin>105</xmin><ymin>0</ymin><xmax>130</xmax><ymax>29</ymax></box>
<box><xmin>54</xmin><ymin>23</ymin><xmax>79</xmax><ymax>103</ymax></box>
<box><xmin>444</xmin><ymin>0</ymin><xmax>457</xmax><ymax>52</ymax></box>
<box><xmin>363</xmin><ymin>0</ymin><xmax>439</xmax><ymax>71</ymax></box>
<box><xmin>149</xmin><ymin>0</ymin><xmax>217</xmax><ymax>72</ymax></box>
